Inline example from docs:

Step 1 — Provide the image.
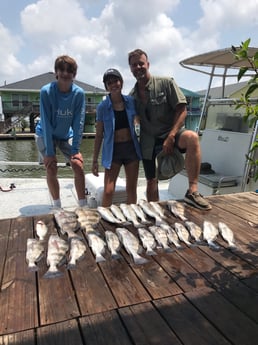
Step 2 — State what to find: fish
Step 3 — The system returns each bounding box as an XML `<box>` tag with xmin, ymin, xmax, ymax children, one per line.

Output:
<box><xmin>75</xmin><ymin>208</ymin><xmax>100</xmax><ymax>225</ymax></box>
<box><xmin>149</xmin><ymin>201</ymin><xmax>167</xmax><ymax>219</ymax></box>
<box><xmin>110</xmin><ymin>204</ymin><xmax>128</xmax><ymax>222</ymax></box>
<box><xmin>167</xmin><ymin>200</ymin><xmax>188</xmax><ymax>221</ymax></box>
<box><xmin>75</xmin><ymin>208</ymin><xmax>101</xmax><ymax>234</ymax></box>
<box><xmin>44</xmin><ymin>234</ymin><xmax>69</xmax><ymax>278</ymax></box>
<box><xmin>60</xmin><ymin>224</ymin><xmax>83</xmax><ymax>240</ymax></box>
<box><xmin>159</xmin><ymin>223</ymin><xmax>182</xmax><ymax>249</ymax></box>
<box><xmin>67</xmin><ymin>237</ymin><xmax>87</xmax><ymax>269</ymax></box>
<box><xmin>26</xmin><ymin>238</ymin><xmax>45</xmax><ymax>271</ymax></box>
<box><xmin>54</xmin><ymin>210</ymin><xmax>80</xmax><ymax>235</ymax></box>
<box><xmin>173</xmin><ymin>222</ymin><xmax>192</xmax><ymax>246</ymax></box>
<box><xmin>116</xmin><ymin>227</ymin><xmax>149</xmax><ymax>264</ymax></box>
<box><xmin>148</xmin><ymin>225</ymin><xmax>173</xmax><ymax>252</ymax></box>
<box><xmin>218</xmin><ymin>222</ymin><xmax>236</xmax><ymax>248</ymax></box>
<box><xmin>138</xmin><ymin>199</ymin><xmax>164</xmax><ymax>225</ymax></box>
<box><xmin>97</xmin><ymin>206</ymin><xmax>125</xmax><ymax>224</ymax></box>
<box><xmin>203</xmin><ymin>220</ymin><xmax>219</xmax><ymax>249</ymax></box>
<box><xmin>120</xmin><ymin>203</ymin><xmax>142</xmax><ymax>228</ymax></box>
<box><xmin>137</xmin><ymin>227</ymin><xmax>157</xmax><ymax>255</ymax></box>
<box><xmin>36</xmin><ymin>220</ymin><xmax>48</xmax><ymax>241</ymax></box>
<box><xmin>86</xmin><ymin>231</ymin><xmax>106</xmax><ymax>263</ymax></box>
<box><xmin>105</xmin><ymin>230</ymin><xmax>122</xmax><ymax>259</ymax></box>
<box><xmin>130</xmin><ymin>203</ymin><xmax>152</xmax><ymax>225</ymax></box>
<box><xmin>184</xmin><ymin>221</ymin><xmax>203</xmax><ymax>244</ymax></box>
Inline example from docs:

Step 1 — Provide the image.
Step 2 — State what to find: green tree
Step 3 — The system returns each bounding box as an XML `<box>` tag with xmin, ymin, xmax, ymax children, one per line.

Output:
<box><xmin>232</xmin><ymin>38</ymin><xmax>258</xmax><ymax>181</ymax></box>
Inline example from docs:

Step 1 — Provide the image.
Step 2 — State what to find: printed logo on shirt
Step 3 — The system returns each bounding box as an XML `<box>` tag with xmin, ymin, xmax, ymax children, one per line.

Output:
<box><xmin>56</xmin><ymin>108</ymin><xmax>73</xmax><ymax>117</ymax></box>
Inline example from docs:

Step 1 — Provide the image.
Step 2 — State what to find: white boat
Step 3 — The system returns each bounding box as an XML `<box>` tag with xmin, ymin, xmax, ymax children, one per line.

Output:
<box><xmin>169</xmin><ymin>47</ymin><xmax>258</xmax><ymax>198</ymax></box>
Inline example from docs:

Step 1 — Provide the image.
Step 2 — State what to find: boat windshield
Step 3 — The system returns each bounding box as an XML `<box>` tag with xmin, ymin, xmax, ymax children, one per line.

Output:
<box><xmin>201</xmin><ymin>99</ymin><xmax>251</xmax><ymax>133</ymax></box>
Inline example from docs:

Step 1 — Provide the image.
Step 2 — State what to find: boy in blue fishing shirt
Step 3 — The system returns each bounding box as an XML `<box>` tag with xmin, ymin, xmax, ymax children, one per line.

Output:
<box><xmin>35</xmin><ymin>55</ymin><xmax>87</xmax><ymax>208</ymax></box>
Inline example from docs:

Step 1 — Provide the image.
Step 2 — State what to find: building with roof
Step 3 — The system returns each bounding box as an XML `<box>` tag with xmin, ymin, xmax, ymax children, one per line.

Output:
<box><xmin>0</xmin><ymin>72</ymin><xmax>106</xmax><ymax>133</ymax></box>
<box><xmin>1</xmin><ymin>71</ymin><xmax>253</xmax><ymax>134</ymax></box>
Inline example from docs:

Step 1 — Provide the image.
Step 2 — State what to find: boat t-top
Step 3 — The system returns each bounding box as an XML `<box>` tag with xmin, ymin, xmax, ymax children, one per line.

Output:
<box><xmin>169</xmin><ymin>47</ymin><xmax>258</xmax><ymax>197</ymax></box>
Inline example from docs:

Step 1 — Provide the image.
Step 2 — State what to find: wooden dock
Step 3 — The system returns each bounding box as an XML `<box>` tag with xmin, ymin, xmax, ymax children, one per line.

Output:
<box><xmin>0</xmin><ymin>192</ymin><xmax>257</xmax><ymax>345</ymax></box>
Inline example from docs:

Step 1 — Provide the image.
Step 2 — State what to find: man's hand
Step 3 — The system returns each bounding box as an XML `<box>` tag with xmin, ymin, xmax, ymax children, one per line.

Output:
<box><xmin>163</xmin><ymin>135</ymin><xmax>175</xmax><ymax>155</ymax></box>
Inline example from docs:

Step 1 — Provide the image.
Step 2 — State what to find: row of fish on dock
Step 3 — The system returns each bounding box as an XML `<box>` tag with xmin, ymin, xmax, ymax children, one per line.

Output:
<box><xmin>96</xmin><ymin>199</ymin><xmax>236</xmax><ymax>251</ymax></box>
<box><xmin>26</xmin><ymin>199</ymin><xmax>237</xmax><ymax>276</ymax></box>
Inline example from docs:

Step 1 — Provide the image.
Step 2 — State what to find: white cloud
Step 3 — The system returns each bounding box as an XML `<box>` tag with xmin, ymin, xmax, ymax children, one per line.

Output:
<box><xmin>21</xmin><ymin>0</ymin><xmax>88</xmax><ymax>36</ymax></box>
<box><xmin>199</xmin><ymin>0</ymin><xmax>258</xmax><ymax>29</ymax></box>
<box><xmin>0</xmin><ymin>0</ymin><xmax>258</xmax><ymax>91</ymax></box>
<box><xmin>0</xmin><ymin>23</ymin><xmax>22</xmax><ymax>82</ymax></box>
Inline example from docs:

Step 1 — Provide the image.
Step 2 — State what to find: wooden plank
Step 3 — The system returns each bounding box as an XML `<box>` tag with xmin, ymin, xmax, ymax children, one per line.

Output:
<box><xmin>216</xmin><ymin>280</ymin><xmax>258</xmax><ymax>323</ymax></box>
<box><xmin>38</xmin><ymin>271</ymin><xmax>80</xmax><ymax>325</ymax></box>
<box><xmin>175</xmin><ymin>245</ymin><xmax>238</xmax><ymax>286</ymax></box>
<box><xmin>153</xmin><ymin>250</ymin><xmax>211</xmax><ymax>292</ymax></box>
<box><xmin>96</xmin><ymin>221</ymin><xmax>152</xmax><ymax>306</ymax></box>
<box><xmin>98</xmin><ymin>257</ymin><xmax>152</xmax><ymax>306</ymax></box>
<box><xmin>172</xmin><ymin>240</ymin><xmax>258</xmax><ymax>324</ymax></box>
<box><xmin>36</xmin><ymin>215</ymin><xmax>80</xmax><ymax>325</ymax></box>
<box><xmin>212</xmin><ymin>192</ymin><xmax>258</xmax><ymax>209</ymax></box>
<box><xmin>208</xmin><ymin>193</ymin><xmax>258</xmax><ymax>223</ymax></box>
<box><xmin>98</xmin><ymin>220</ymin><xmax>182</xmax><ymax>302</ymax></box>
<box><xmin>68</xmin><ymin>233</ymin><xmax>118</xmax><ymax>315</ymax></box>
<box><xmin>118</xmin><ymin>301</ymin><xmax>182</xmax><ymax>345</ymax></box>
<box><xmin>189</xmin><ymin>200</ymin><xmax>257</xmax><ymax>243</ymax></box>
<box><xmin>154</xmin><ymin>294</ymin><xmax>231</xmax><ymax>345</ymax></box>
<box><xmin>0</xmin><ymin>329</ymin><xmax>35</xmax><ymax>345</ymax></box>
<box><xmin>207</xmin><ymin>191</ymin><xmax>258</xmax><ymax>206</ymax></box>
<box><xmin>199</xmin><ymin>244</ymin><xmax>256</xmax><ymax>279</ymax></box>
<box><xmin>186</xmin><ymin>287</ymin><xmax>258</xmax><ymax>345</ymax></box>
<box><xmin>124</xmin><ymin>254</ymin><xmax>183</xmax><ymax>299</ymax></box>
<box><xmin>114</xmin><ymin>224</ymin><xmax>184</xmax><ymax>299</ymax></box>
<box><xmin>80</xmin><ymin>310</ymin><xmax>132</xmax><ymax>345</ymax></box>
<box><xmin>242</xmin><ymin>275</ymin><xmax>258</xmax><ymax>293</ymax></box>
<box><xmin>185</xmin><ymin>205</ymin><xmax>258</xmax><ymax>269</ymax></box>
<box><xmin>161</xmin><ymin>200</ymin><xmax>258</xmax><ymax>284</ymax></box>
<box><xmin>37</xmin><ymin>319</ymin><xmax>83</xmax><ymax>345</ymax></box>
<box><xmin>0</xmin><ymin>217</ymin><xmax>38</xmax><ymax>334</ymax></box>
<box><xmin>0</xmin><ymin>219</ymin><xmax>11</xmax><ymax>278</ymax></box>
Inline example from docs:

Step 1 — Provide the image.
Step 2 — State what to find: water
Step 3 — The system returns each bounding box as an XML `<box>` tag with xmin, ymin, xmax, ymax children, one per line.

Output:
<box><xmin>0</xmin><ymin>138</ymin><xmax>145</xmax><ymax>179</ymax></box>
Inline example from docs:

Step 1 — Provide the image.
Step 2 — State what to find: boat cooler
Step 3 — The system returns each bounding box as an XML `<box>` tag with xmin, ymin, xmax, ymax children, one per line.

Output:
<box><xmin>85</xmin><ymin>173</ymin><xmax>127</xmax><ymax>206</ymax></box>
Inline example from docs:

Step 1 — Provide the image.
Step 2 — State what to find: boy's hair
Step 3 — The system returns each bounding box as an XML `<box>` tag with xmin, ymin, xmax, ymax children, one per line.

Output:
<box><xmin>128</xmin><ymin>49</ymin><xmax>148</xmax><ymax>65</ymax></box>
<box><xmin>54</xmin><ymin>55</ymin><xmax>78</xmax><ymax>76</ymax></box>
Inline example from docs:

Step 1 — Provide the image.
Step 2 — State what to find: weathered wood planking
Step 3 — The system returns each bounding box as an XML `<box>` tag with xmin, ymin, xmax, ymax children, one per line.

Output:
<box><xmin>154</xmin><ymin>294</ymin><xmax>232</xmax><ymax>345</ymax></box>
<box><xmin>186</xmin><ymin>287</ymin><xmax>258</xmax><ymax>345</ymax></box>
<box><xmin>0</xmin><ymin>217</ymin><xmax>38</xmax><ymax>334</ymax></box>
<box><xmin>0</xmin><ymin>192</ymin><xmax>257</xmax><ymax>345</ymax></box>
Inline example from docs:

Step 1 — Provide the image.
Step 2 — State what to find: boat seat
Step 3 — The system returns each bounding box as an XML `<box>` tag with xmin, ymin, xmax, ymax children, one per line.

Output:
<box><xmin>198</xmin><ymin>128</ymin><xmax>252</xmax><ymax>190</ymax></box>
<box><xmin>180</xmin><ymin>169</ymin><xmax>239</xmax><ymax>188</ymax></box>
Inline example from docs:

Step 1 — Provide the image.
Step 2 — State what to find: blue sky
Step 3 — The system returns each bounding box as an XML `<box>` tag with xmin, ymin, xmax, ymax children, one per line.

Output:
<box><xmin>0</xmin><ymin>0</ymin><xmax>258</xmax><ymax>93</ymax></box>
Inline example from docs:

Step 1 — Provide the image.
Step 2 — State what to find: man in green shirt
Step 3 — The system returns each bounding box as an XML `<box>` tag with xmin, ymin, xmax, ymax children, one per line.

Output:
<box><xmin>128</xmin><ymin>48</ymin><xmax>211</xmax><ymax>210</ymax></box>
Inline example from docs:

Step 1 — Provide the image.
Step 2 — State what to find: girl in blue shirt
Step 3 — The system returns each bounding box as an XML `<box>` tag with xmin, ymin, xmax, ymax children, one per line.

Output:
<box><xmin>92</xmin><ymin>68</ymin><xmax>141</xmax><ymax>207</ymax></box>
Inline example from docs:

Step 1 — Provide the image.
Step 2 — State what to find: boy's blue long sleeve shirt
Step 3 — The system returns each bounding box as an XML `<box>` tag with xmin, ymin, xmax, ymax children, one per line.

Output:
<box><xmin>36</xmin><ymin>81</ymin><xmax>86</xmax><ymax>156</ymax></box>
